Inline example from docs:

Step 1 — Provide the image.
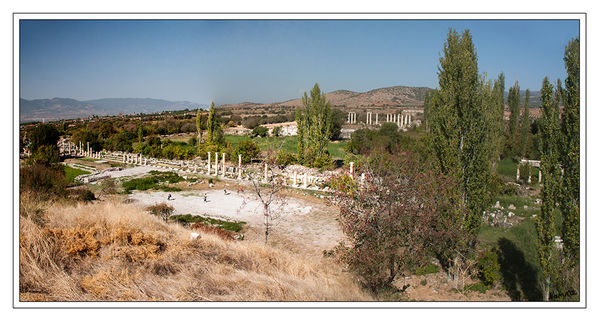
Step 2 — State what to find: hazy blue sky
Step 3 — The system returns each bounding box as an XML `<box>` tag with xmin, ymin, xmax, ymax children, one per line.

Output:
<box><xmin>20</xmin><ymin>19</ymin><xmax>579</xmax><ymax>105</ymax></box>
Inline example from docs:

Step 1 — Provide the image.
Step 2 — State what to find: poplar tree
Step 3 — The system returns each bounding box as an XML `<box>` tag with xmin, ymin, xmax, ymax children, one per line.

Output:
<box><xmin>490</xmin><ymin>73</ymin><xmax>506</xmax><ymax>169</ymax></box>
<box><xmin>428</xmin><ymin>29</ymin><xmax>493</xmax><ymax>250</ymax></box>
<box><xmin>196</xmin><ymin>108</ymin><xmax>204</xmax><ymax>145</ymax></box>
<box><xmin>537</xmin><ymin>77</ymin><xmax>562</xmax><ymax>301</ymax></box>
<box><xmin>560</xmin><ymin>38</ymin><xmax>580</xmax><ymax>267</ymax></box>
<box><xmin>206</xmin><ymin>102</ymin><xmax>218</xmax><ymax>144</ymax></box>
<box><xmin>507</xmin><ymin>81</ymin><xmax>521</xmax><ymax>156</ymax></box>
<box><xmin>295</xmin><ymin>83</ymin><xmax>333</xmax><ymax>165</ymax></box>
<box><xmin>521</xmin><ymin>89</ymin><xmax>531</xmax><ymax>157</ymax></box>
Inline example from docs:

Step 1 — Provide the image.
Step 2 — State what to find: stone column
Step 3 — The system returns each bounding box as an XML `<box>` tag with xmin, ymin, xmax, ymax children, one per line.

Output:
<box><xmin>214</xmin><ymin>152</ymin><xmax>219</xmax><ymax>176</ymax></box>
<box><xmin>238</xmin><ymin>154</ymin><xmax>242</xmax><ymax>180</ymax></box>
<box><xmin>347</xmin><ymin>113</ymin><xmax>351</xmax><ymax>124</ymax></box>
<box><xmin>122</xmin><ymin>153</ymin><xmax>126</xmax><ymax>163</ymax></box>
<box><xmin>538</xmin><ymin>170</ymin><xmax>542</xmax><ymax>183</ymax></box>
<box><xmin>516</xmin><ymin>165</ymin><xmax>520</xmax><ymax>181</ymax></box>
<box><xmin>349</xmin><ymin>161</ymin><xmax>354</xmax><ymax>177</ymax></box>
<box><xmin>408</xmin><ymin>115</ymin><xmax>412</xmax><ymax>126</ymax></box>
<box><xmin>375</xmin><ymin>113</ymin><xmax>378</xmax><ymax>125</ymax></box>
<box><xmin>396</xmin><ymin>114</ymin><xmax>400</xmax><ymax>127</ymax></box>
<box><xmin>293</xmin><ymin>171</ymin><xmax>297</xmax><ymax>186</ymax></box>
<box><xmin>86</xmin><ymin>142</ymin><xmax>90</xmax><ymax>157</ymax></box>
<box><xmin>221</xmin><ymin>153</ymin><xmax>226</xmax><ymax>178</ymax></box>
<box><xmin>207</xmin><ymin>152</ymin><xmax>211</xmax><ymax>173</ymax></box>
<box><xmin>303</xmin><ymin>173</ymin><xmax>308</xmax><ymax>188</ymax></box>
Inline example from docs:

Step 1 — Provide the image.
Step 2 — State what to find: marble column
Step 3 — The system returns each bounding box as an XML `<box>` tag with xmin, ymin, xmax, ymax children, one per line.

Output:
<box><xmin>238</xmin><ymin>154</ymin><xmax>242</xmax><ymax>180</ymax></box>
<box><xmin>214</xmin><ymin>152</ymin><xmax>219</xmax><ymax>176</ymax></box>
<box><xmin>207</xmin><ymin>152</ymin><xmax>211</xmax><ymax>173</ymax></box>
<box><xmin>221</xmin><ymin>153</ymin><xmax>226</xmax><ymax>178</ymax></box>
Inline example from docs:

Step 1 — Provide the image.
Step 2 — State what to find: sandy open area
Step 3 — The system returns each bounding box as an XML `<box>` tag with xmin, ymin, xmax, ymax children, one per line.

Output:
<box><xmin>128</xmin><ymin>189</ymin><xmax>343</xmax><ymax>255</ymax></box>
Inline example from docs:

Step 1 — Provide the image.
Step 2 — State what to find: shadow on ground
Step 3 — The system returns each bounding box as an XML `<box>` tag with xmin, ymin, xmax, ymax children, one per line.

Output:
<box><xmin>497</xmin><ymin>237</ymin><xmax>542</xmax><ymax>301</ymax></box>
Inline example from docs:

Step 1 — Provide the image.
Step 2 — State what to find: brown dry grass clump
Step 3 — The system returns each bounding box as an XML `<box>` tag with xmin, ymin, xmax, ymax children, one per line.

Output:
<box><xmin>19</xmin><ymin>194</ymin><xmax>371</xmax><ymax>301</ymax></box>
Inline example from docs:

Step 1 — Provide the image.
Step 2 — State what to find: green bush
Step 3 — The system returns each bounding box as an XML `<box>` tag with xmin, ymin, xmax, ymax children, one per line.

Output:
<box><xmin>477</xmin><ymin>249</ymin><xmax>501</xmax><ymax>286</ymax></box>
<box><xmin>251</xmin><ymin>126</ymin><xmax>269</xmax><ymax>138</ymax></box>
<box><xmin>414</xmin><ymin>263</ymin><xmax>440</xmax><ymax>276</ymax></box>
<box><xmin>232</xmin><ymin>140</ymin><xmax>260</xmax><ymax>164</ymax></box>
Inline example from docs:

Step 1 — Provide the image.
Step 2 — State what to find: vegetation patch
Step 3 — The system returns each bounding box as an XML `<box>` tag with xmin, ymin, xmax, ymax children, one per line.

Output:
<box><xmin>63</xmin><ymin>165</ymin><xmax>90</xmax><ymax>183</ymax></box>
<box><xmin>122</xmin><ymin>171</ymin><xmax>184</xmax><ymax>192</ymax></box>
<box><xmin>169</xmin><ymin>214</ymin><xmax>246</xmax><ymax>232</ymax></box>
<box><xmin>413</xmin><ymin>263</ymin><xmax>440</xmax><ymax>276</ymax></box>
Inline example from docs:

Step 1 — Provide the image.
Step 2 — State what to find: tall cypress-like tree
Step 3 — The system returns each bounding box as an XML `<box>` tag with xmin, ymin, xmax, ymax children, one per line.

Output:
<box><xmin>521</xmin><ymin>89</ymin><xmax>531</xmax><ymax>157</ymax></box>
<box><xmin>295</xmin><ymin>83</ymin><xmax>333</xmax><ymax>165</ymax></box>
<box><xmin>206</xmin><ymin>102</ymin><xmax>218</xmax><ymax>144</ymax></box>
<box><xmin>490</xmin><ymin>73</ymin><xmax>506</xmax><ymax>169</ymax></box>
<box><xmin>428</xmin><ymin>29</ymin><xmax>493</xmax><ymax>249</ymax></box>
<box><xmin>196</xmin><ymin>108</ymin><xmax>204</xmax><ymax>145</ymax></box>
<box><xmin>507</xmin><ymin>81</ymin><xmax>521</xmax><ymax>156</ymax></box>
<box><xmin>560</xmin><ymin>38</ymin><xmax>580</xmax><ymax>267</ymax></box>
<box><xmin>537</xmin><ymin>77</ymin><xmax>562</xmax><ymax>301</ymax></box>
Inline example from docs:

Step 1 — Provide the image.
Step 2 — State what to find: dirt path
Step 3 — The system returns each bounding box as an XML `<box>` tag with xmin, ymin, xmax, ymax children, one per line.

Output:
<box><xmin>128</xmin><ymin>189</ymin><xmax>343</xmax><ymax>256</ymax></box>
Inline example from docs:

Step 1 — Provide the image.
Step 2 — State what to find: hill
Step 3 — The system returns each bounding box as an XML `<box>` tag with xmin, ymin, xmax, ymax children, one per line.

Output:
<box><xmin>19</xmin><ymin>98</ymin><xmax>206</xmax><ymax>122</ymax></box>
<box><xmin>220</xmin><ymin>85</ymin><xmax>433</xmax><ymax>110</ymax></box>
<box><xmin>19</xmin><ymin>196</ymin><xmax>370</xmax><ymax>301</ymax></box>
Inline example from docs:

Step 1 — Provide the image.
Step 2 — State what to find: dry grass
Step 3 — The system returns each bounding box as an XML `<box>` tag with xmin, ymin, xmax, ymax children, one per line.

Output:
<box><xmin>19</xmin><ymin>194</ymin><xmax>371</xmax><ymax>302</ymax></box>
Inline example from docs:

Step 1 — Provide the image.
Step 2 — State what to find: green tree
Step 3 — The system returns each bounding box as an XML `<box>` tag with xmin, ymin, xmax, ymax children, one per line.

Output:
<box><xmin>196</xmin><ymin>108</ymin><xmax>207</xmax><ymax>145</ymax></box>
<box><xmin>232</xmin><ymin>140</ymin><xmax>260</xmax><ymax>164</ymax></box>
<box><xmin>560</xmin><ymin>38</ymin><xmax>580</xmax><ymax>269</ymax></box>
<box><xmin>507</xmin><ymin>81</ymin><xmax>521</xmax><ymax>157</ymax></box>
<box><xmin>537</xmin><ymin>77</ymin><xmax>562</xmax><ymax>301</ymax></box>
<box><xmin>521</xmin><ymin>89</ymin><xmax>531</xmax><ymax>157</ymax></box>
<box><xmin>29</xmin><ymin>123</ymin><xmax>59</xmax><ymax>152</ymax></box>
<box><xmin>137</xmin><ymin>126</ymin><xmax>144</xmax><ymax>144</ymax></box>
<box><xmin>204</xmin><ymin>102</ymin><xmax>224</xmax><ymax>146</ymax></box>
<box><xmin>295</xmin><ymin>83</ymin><xmax>333</xmax><ymax>166</ymax></box>
<box><xmin>252</xmin><ymin>125</ymin><xmax>269</xmax><ymax>138</ymax></box>
<box><xmin>427</xmin><ymin>29</ymin><xmax>494</xmax><ymax>256</ymax></box>
<box><xmin>490</xmin><ymin>73</ymin><xmax>506</xmax><ymax>168</ymax></box>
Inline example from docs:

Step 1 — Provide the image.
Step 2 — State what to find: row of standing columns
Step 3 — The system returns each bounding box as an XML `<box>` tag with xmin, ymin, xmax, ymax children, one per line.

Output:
<box><xmin>347</xmin><ymin>112</ymin><xmax>357</xmax><ymax>124</ymax></box>
<box><xmin>62</xmin><ymin>140</ymin><xmax>329</xmax><ymax>190</ymax></box>
<box><xmin>352</xmin><ymin>112</ymin><xmax>412</xmax><ymax>127</ymax></box>
<box><xmin>516</xmin><ymin>165</ymin><xmax>542</xmax><ymax>183</ymax></box>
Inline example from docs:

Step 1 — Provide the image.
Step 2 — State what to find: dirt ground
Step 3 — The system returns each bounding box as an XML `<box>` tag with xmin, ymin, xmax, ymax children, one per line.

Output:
<box><xmin>127</xmin><ymin>187</ymin><xmax>344</xmax><ymax>257</ymax></box>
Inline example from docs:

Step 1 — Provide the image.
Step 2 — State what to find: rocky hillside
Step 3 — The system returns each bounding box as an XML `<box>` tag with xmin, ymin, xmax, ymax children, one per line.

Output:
<box><xmin>220</xmin><ymin>85</ymin><xmax>432</xmax><ymax>110</ymax></box>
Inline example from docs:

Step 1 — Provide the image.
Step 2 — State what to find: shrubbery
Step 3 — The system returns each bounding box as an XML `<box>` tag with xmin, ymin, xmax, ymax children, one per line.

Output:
<box><xmin>20</xmin><ymin>163</ymin><xmax>67</xmax><ymax>197</ymax></box>
<box><xmin>232</xmin><ymin>140</ymin><xmax>260</xmax><ymax>164</ymax></box>
<box><xmin>476</xmin><ymin>249</ymin><xmax>501</xmax><ymax>286</ymax></box>
<box><xmin>145</xmin><ymin>202</ymin><xmax>174</xmax><ymax>221</ymax></box>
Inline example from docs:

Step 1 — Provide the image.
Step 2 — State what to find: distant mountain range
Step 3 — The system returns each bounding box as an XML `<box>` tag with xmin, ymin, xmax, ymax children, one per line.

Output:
<box><xmin>20</xmin><ymin>86</ymin><xmax>541</xmax><ymax>122</ymax></box>
<box><xmin>19</xmin><ymin>98</ymin><xmax>206</xmax><ymax>122</ymax></box>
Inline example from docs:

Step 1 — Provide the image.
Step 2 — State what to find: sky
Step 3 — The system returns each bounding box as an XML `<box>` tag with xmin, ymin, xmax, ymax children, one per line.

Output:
<box><xmin>19</xmin><ymin>19</ymin><xmax>580</xmax><ymax>105</ymax></box>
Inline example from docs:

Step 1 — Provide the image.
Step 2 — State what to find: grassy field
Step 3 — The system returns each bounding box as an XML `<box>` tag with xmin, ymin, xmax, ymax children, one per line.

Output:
<box><xmin>497</xmin><ymin>158</ymin><xmax>540</xmax><ymax>183</ymax></box>
<box><xmin>478</xmin><ymin>193</ymin><xmax>543</xmax><ymax>301</ymax></box>
<box><xmin>224</xmin><ymin>135</ymin><xmax>347</xmax><ymax>160</ymax></box>
<box><xmin>63</xmin><ymin>165</ymin><xmax>90</xmax><ymax>183</ymax></box>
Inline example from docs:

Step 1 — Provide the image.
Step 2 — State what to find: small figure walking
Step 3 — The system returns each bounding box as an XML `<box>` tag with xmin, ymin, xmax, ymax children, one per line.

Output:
<box><xmin>167</xmin><ymin>193</ymin><xmax>172</xmax><ymax>201</ymax></box>
<box><xmin>203</xmin><ymin>193</ymin><xmax>208</xmax><ymax>203</ymax></box>
<box><xmin>224</xmin><ymin>188</ymin><xmax>230</xmax><ymax>195</ymax></box>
